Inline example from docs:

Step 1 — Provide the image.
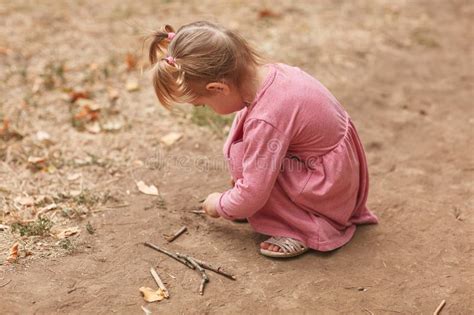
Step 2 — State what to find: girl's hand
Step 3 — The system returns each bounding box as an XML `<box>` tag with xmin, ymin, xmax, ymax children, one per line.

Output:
<box><xmin>202</xmin><ymin>192</ymin><xmax>221</xmax><ymax>218</ymax></box>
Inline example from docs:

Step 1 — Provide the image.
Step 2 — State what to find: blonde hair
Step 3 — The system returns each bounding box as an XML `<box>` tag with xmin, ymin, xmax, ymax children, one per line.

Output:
<box><xmin>148</xmin><ymin>21</ymin><xmax>264</xmax><ymax>108</ymax></box>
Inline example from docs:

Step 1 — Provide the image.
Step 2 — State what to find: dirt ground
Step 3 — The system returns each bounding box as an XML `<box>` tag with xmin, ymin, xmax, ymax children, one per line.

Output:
<box><xmin>0</xmin><ymin>0</ymin><xmax>473</xmax><ymax>314</ymax></box>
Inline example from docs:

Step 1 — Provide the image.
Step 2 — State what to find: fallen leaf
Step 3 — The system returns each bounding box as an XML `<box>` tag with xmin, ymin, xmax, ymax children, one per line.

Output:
<box><xmin>126</xmin><ymin>78</ymin><xmax>140</xmax><ymax>92</ymax></box>
<box><xmin>160</xmin><ymin>132</ymin><xmax>183</xmax><ymax>146</ymax></box>
<box><xmin>0</xmin><ymin>46</ymin><xmax>12</xmax><ymax>55</ymax></box>
<box><xmin>258</xmin><ymin>8</ymin><xmax>282</xmax><ymax>19</ymax></box>
<box><xmin>125</xmin><ymin>53</ymin><xmax>138</xmax><ymax>71</ymax></box>
<box><xmin>139</xmin><ymin>287</ymin><xmax>166</xmax><ymax>302</ymax></box>
<box><xmin>27</xmin><ymin>156</ymin><xmax>48</xmax><ymax>171</ymax></box>
<box><xmin>69</xmin><ymin>89</ymin><xmax>90</xmax><ymax>103</ymax></box>
<box><xmin>136</xmin><ymin>181</ymin><xmax>159</xmax><ymax>196</ymax></box>
<box><xmin>0</xmin><ymin>117</ymin><xmax>23</xmax><ymax>141</ymax></box>
<box><xmin>0</xmin><ymin>117</ymin><xmax>9</xmax><ymax>133</ymax></box>
<box><xmin>76</xmin><ymin>98</ymin><xmax>101</xmax><ymax>111</ymax></box>
<box><xmin>7</xmin><ymin>242</ymin><xmax>19</xmax><ymax>263</ymax></box>
<box><xmin>56</xmin><ymin>226</ymin><xmax>80</xmax><ymax>239</ymax></box>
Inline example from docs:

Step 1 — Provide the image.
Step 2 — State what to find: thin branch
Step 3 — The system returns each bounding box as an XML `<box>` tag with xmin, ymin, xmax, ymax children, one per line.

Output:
<box><xmin>192</xmin><ymin>258</ymin><xmax>236</xmax><ymax>280</ymax></box>
<box><xmin>166</xmin><ymin>226</ymin><xmax>187</xmax><ymax>242</ymax></box>
<box><xmin>433</xmin><ymin>300</ymin><xmax>446</xmax><ymax>315</ymax></box>
<box><xmin>143</xmin><ymin>242</ymin><xmax>194</xmax><ymax>269</ymax></box>
<box><xmin>177</xmin><ymin>253</ymin><xmax>209</xmax><ymax>295</ymax></box>
<box><xmin>150</xmin><ymin>267</ymin><xmax>169</xmax><ymax>298</ymax></box>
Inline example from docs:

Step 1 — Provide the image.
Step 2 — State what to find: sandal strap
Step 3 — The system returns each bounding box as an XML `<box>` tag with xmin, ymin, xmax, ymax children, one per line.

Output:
<box><xmin>265</xmin><ymin>237</ymin><xmax>306</xmax><ymax>254</ymax></box>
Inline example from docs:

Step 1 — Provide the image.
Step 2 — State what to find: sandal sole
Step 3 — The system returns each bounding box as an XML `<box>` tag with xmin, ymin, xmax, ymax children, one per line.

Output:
<box><xmin>260</xmin><ymin>247</ymin><xmax>309</xmax><ymax>258</ymax></box>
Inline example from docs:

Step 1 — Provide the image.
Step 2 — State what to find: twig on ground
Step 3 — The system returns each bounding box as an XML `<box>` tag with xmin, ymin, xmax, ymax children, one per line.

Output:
<box><xmin>192</xmin><ymin>258</ymin><xmax>237</xmax><ymax>280</ymax></box>
<box><xmin>433</xmin><ymin>300</ymin><xmax>446</xmax><ymax>315</ymax></box>
<box><xmin>177</xmin><ymin>253</ymin><xmax>209</xmax><ymax>295</ymax></box>
<box><xmin>166</xmin><ymin>226</ymin><xmax>187</xmax><ymax>243</ymax></box>
<box><xmin>191</xmin><ymin>210</ymin><xmax>206</xmax><ymax>214</ymax></box>
<box><xmin>141</xmin><ymin>305</ymin><xmax>152</xmax><ymax>315</ymax></box>
<box><xmin>143</xmin><ymin>242</ymin><xmax>194</xmax><ymax>269</ymax></box>
<box><xmin>0</xmin><ymin>280</ymin><xmax>12</xmax><ymax>288</ymax></box>
<box><xmin>144</xmin><ymin>243</ymin><xmax>236</xmax><ymax>295</ymax></box>
<box><xmin>150</xmin><ymin>267</ymin><xmax>169</xmax><ymax>298</ymax></box>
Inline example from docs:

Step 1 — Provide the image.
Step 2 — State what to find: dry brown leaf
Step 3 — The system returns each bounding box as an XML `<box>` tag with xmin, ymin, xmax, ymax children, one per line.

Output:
<box><xmin>125</xmin><ymin>53</ymin><xmax>138</xmax><ymax>71</ymax></box>
<box><xmin>139</xmin><ymin>287</ymin><xmax>166</xmax><ymax>302</ymax></box>
<box><xmin>7</xmin><ymin>242</ymin><xmax>19</xmax><ymax>263</ymax></box>
<box><xmin>0</xmin><ymin>46</ymin><xmax>12</xmax><ymax>55</ymax></box>
<box><xmin>258</xmin><ymin>8</ymin><xmax>282</xmax><ymax>19</ymax></box>
<box><xmin>56</xmin><ymin>226</ymin><xmax>80</xmax><ymax>239</ymax></box>
<box><xmin>136</xmin><ymin>181</ymin><xmax>159</xmax><ymax>196</ymax></box>
<box><xmin>69</xmin><ymin>89</ymin><xmax>90</xmax><ymax>103</ymax></box>
<box><xmin>27</xmin><ymin>156</ymin><xmax>48</xmax><ymax>171</ymax></box>
<box><xmin>160</xmin><ymin>132</ymin><xmax>183</xmax><ymax>146</ymax></box>
<box><xmin>76</xmin><ymin>99</ymin><xmax>101</xmax><ymax>111</ymax></box>
<box><xmin>0</xmin><ymin>117</ymin><xmax>9</xmax><ymax>133</ymax></box>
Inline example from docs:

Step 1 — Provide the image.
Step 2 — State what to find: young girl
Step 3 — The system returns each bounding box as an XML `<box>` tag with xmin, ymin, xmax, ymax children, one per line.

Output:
<box><xmin>148</xmin><ymin>21</ymin><xmax>378</xmax><ymax>258</ymax></box>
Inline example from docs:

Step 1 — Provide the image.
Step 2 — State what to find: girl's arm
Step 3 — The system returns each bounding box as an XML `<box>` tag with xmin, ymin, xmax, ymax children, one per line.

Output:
<box><xmin>215</xmin><ymin>119</ymin><xmax>289</xmax><ymax>220</ymax></box>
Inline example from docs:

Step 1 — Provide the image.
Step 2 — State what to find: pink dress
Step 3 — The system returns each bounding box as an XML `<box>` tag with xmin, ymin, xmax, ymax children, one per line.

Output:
<box><xmin>215</xmin><ymin>63</ymin><xmax>378</xmax><ymax>251</ymax></box>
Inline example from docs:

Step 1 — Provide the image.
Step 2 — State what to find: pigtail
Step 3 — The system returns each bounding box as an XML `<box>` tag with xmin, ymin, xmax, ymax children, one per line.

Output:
<box><xmin>148</xmin><ymin>24</ymin><xmax>175</xmax><ymax>65</ymax></box>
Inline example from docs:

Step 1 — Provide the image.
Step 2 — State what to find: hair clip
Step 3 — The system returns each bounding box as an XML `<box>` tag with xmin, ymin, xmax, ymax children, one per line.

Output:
<box><xmin>167</xmin><ymin>32</ymin><xmax>176</xmax><ymax>40</ymax></box>
<box><xmin>165</xmin><ymin>56</ymin><xmax>176</xmax><ymax>66</ymax></box>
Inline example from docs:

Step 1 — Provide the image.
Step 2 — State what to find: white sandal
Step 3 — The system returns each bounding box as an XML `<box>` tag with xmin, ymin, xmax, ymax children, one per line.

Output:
<box><xmin>260</xmin><ymin>236</ymin><xmax>309</xmax><ymax>258</ymax></box>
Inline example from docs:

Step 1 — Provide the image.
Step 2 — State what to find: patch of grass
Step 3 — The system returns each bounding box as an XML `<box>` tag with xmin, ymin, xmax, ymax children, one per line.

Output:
<box><xmin>411</xmin><ymin>28</ymin><xmax>440</xmax><ymax>48</ymax></box>
<box><xmin>86</xmin><ymin>221</ymin><xmax>95</xmax><ymax>234</ymax></box>
<box><xmin>58</xmin><ymin>238</ymin><xmax>75</xmax><ymax>253</ymax></box>
<box><xmin>11</xmin><ymin>218</ymin><xmax>53</xmax><ymax>237</ymax></box>
<box><xmin>190</xmin><ymin>107</ymin><xmax>234</xmax><ymax>136</ymax></box>
<box><xmin>41</xmin><ymin>60</ymin><xmax>66</xmax><ymax>90</ymax></box>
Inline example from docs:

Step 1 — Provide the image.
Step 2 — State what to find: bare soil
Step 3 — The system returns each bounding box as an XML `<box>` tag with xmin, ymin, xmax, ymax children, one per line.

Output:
<box><xmin>0</xmin><ymin>0</ymin><xmax>473</xmax><ymax>314</ymax></box>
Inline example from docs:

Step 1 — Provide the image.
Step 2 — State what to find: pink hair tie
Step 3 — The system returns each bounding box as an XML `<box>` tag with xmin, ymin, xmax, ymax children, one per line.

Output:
<box><xmin>167</xmin><ymin>32</ymin><xmax>176</xmax><ymax>40</ymax></box>
<box><xmin>165</xmin><ymin>56</ymin><xmax>176</xmax><ymax>66</ymax></box>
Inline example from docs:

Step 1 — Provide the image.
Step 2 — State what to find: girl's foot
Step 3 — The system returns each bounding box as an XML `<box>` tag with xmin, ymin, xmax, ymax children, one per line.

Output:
<box><xmin>259</xmin><ymin>236</ymin><xmax>308</xmax><ymax>258</ymax></box>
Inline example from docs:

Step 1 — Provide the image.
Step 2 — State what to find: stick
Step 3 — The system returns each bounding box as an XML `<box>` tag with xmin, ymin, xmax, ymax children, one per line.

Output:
<box><xmin>0</xmin><ymin>280</ymin><xmax>11</xmax><ymax>288</ymax></box>
<box><xmin>192</xmin><ymin>258</ymin><xmax>236</xmax><ymax>280</ymax></box>
<box><xmin>143</xmin><ymin>242</ymin><xmax>194</xmax><ymax>269</ymax></box>
<box><xmin>177</xmin><ymin>253</ymin><xmax>209</xmax><ymax>295</ymax></box>
<box><xmin>191</xmin><ymin>210</ymin><xmax>206</xmax><ymax>214</ymax></box>
<box><xmin>433</xmin><ymin>300</ymin><xmax>446</xmax><ymax>315</ymax></box>
<box><xmin>150</xmin><ymin>267</ymin><xmax>169</xmax><ymax>298</ymax></box>
<box><xmin>166</xmin><ymin>226</ymin><xmax>187</xmax><ymax>242</ymax></box>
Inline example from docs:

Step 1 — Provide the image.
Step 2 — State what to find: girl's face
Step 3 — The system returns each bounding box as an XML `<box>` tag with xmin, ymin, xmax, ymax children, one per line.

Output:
<box><xmin>191</xmin><ymin>82</ymin><xmax>247</xmax><ymax>115</ymax></box>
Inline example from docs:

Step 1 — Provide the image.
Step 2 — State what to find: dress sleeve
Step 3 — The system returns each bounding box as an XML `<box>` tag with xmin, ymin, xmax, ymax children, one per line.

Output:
<box><xmin>216</xmin><ymin>119</ymin><xmax>290</xmax><ymax>220</ymax></box>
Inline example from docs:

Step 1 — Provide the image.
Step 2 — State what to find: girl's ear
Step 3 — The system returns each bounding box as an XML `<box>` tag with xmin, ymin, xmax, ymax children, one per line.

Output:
<box><xmin>205</xmin><ymin>82</ymin><xmax>230</xmax><ymax>95</ymax></box>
